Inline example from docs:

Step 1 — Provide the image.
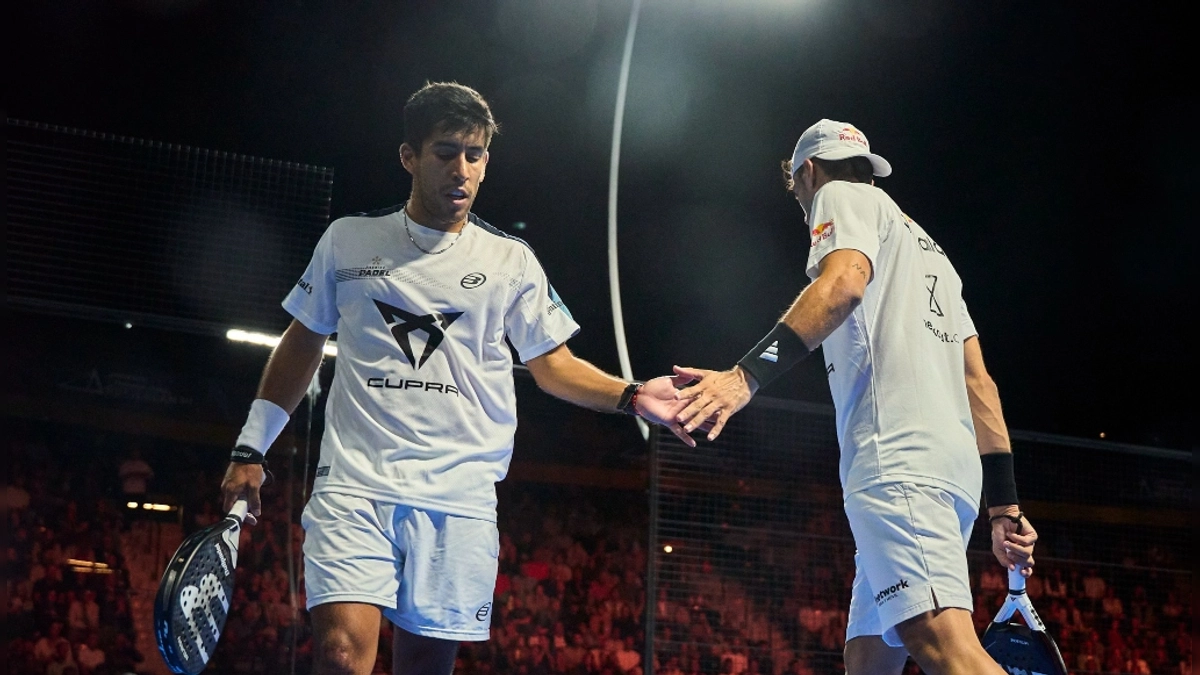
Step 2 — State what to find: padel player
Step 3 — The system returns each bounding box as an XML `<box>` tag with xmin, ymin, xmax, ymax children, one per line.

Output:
<box><xmin>672</xmin><ymin>119</ymin><xmax>1039</xmax><ymax>675</ymax></box>
<box><xmin>220</xmin><ymin>82</ymin><xmax>692</xmax><ymax>675</ymax></box>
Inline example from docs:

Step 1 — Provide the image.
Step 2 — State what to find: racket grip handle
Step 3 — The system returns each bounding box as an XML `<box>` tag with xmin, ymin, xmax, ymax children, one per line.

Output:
<box><xmin>228</xmin><ymin>499</ymin><xmax>249</xmax><ymax>522</ymax></box>
<box><xmin>1008</xmin><ymin>568</ymin><xmax>1027</xmax><ymax>593</ymax></box>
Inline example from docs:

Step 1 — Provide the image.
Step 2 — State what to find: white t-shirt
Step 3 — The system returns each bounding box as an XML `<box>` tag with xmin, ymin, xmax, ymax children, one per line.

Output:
<box><xmin>283</xmin><ymin>205</ymin><xmax>580</xmax><ymax>521</ymax></box>
<box><xmin>805</xmin><ymin>181</ymin><xmax>981</xmax><ymax>505</ymax></box>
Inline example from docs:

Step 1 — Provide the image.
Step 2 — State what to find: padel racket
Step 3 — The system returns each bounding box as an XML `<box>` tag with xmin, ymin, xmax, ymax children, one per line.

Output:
<box><xmin>982</xmin><ymin>568</ymin><xmax>1068</xmax><ymax>675</ymax></box>
<box><xmin>154</xmin><ymin>499</ymin><xmax>248</xmax><ymax>674</ymax></box>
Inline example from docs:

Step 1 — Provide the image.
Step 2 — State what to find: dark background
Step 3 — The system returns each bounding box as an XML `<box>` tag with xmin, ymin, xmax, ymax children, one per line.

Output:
<box><xmin>8</xmin><ymin>0</ymin><xmax>1195</xmax><ymax>450</ymax></box>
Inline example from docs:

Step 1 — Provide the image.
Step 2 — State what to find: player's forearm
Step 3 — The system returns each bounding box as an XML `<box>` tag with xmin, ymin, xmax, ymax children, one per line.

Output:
<box><xmin>968</xmin><ymin>371</ymin><xmax>1011</xmax><ymax>455</ymax></box>
<box><xmin>780</xmin><ymin>273</ymin><xmax>862</xmax><ymax>349</ymax></box>
<box><xmin>528</xmin><ymin>347</ymin><xmax>627</xmax><ymax>413</ymax></box>
<box><xmin>255</xmin><ymin>319</ymin><xmax>328</xmax><ymax>414</ymax></box>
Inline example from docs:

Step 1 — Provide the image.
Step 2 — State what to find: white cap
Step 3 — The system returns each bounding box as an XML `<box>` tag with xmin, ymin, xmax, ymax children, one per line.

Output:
<box><xmin>790</xmin><ymin>119</ymin><xmax>892</xmax><ymax>178</ymax></box>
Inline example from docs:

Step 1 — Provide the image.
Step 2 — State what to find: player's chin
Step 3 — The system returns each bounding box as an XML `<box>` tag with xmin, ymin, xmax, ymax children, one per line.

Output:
<box><xmin>444</xmin><ymin>194</ymin><xmax>474</xmax><ymax>220</ymax></box>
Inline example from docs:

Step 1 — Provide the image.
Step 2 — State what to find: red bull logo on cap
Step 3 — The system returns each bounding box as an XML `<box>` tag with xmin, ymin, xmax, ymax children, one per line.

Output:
<box><xmin>811</xmin><ymin>219</ymin><xmax>834</xmax><ymax>247</ymax></box>
<box><xmin>838</xmin><ymin>126</ymin><xmax>868</xmax><ymax>148</ymax></box>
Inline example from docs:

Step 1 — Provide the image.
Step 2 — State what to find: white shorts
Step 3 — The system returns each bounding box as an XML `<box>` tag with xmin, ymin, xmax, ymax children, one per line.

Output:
<box><xmin>301</xmin><ymin>491</ymin><xmax>499</xmax><ymax>641</ymax></box>
<box><xmin>844</xmin><ymin>482</ymin><xmax>977</xmax><ymax>648</ymax></box>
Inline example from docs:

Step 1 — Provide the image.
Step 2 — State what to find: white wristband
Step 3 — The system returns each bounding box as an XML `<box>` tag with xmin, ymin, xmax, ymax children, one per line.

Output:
<box><xmin>234</xmin><ymin>399</ymin><xmax>290</xmax><ymax>455</ymax></box>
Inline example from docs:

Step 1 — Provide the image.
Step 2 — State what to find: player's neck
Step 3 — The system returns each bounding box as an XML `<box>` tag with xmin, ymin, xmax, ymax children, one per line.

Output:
<box><xmin>404</xmin><ymin>200</ymin><xmax>466</xmax><ymax>234</ymax></box>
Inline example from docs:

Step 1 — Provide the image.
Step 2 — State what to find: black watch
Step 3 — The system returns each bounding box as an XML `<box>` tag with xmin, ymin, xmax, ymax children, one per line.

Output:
<box><xmin>617</xmin><ymin>381</ymin><xmax>643</xmax><ymax>416</ymax></box>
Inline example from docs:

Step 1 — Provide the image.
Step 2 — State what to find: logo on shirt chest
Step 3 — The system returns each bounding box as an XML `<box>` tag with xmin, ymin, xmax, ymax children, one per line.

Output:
<box><xmin>336</xmin><ymin>257</ymin><xmax>391</xmax><ymax>282</ymax></box>
<box><xmin>373</xmin><ymin>299</ymin><xmax>463</xmax><ymax>369</ymax></box>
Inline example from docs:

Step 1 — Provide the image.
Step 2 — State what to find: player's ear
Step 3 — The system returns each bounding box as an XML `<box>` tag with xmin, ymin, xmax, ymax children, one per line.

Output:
<box><xmin>399</xmin><ymin>143</ymin><xmax>417</xmax><ymax>175</ymax></box>
<box><xmin>801</xmin><ymin>158</ymin><xmax>816</xmax><ymax>189</ymax></box>
<box><xmin>480</xmin><ymin>150</ymin><xmax>489</xmax><ymax>182</ymax></box>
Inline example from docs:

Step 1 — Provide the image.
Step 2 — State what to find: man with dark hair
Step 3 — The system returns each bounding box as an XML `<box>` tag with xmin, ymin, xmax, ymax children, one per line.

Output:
<box><xmin>672</xmin><ymin>119</ymin><xmax>1039</xmax><ymax>675</ymax></box>
<box><xmin>220</xmin><ymin>81</ymin><xmax>693</xmax><ymax>675</ymax></box>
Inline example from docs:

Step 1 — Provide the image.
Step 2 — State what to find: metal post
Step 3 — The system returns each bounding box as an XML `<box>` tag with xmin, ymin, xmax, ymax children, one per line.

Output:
<box><xmin>644</xmin><ymin>424</ymin><xmax>661</xmax><ymax>675</ymax></box>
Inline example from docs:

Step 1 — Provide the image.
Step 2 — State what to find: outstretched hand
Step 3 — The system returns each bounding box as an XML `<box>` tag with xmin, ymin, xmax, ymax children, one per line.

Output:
<box><xmin>634</xmin><ymin>376</ymin><xmax>702</xmax><ymax>447</ymax></box>
<box><xmin>672</xmin><ymin>365</ymin><xmax>758</xmax><ymax>441</ymax></box>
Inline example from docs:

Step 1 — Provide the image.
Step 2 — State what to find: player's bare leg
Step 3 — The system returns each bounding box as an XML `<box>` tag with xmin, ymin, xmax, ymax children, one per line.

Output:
<box><xmin>311</xmin><ymin>602</ymin><xmax>383</xmax><ymax>675</ymax></box>
<box><xmin>894</xmin><ymin>607</ymin><xmax>1006</xmax><ymax>675</ymax></box>
<box><xmin>393</xmin><ymin>628</ymin><xmax>459</xmax><ymax>675</ymax></box>
<box><xmin>844</xmin><ymin>635</ymin><xmax>908</xmax><ymax>675</ymax></box>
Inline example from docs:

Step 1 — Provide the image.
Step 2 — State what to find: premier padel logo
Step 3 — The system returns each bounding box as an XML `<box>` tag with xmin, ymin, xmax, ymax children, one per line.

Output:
<box><xmin>374</xmin><ymin>300</ymin><xmax>463</xmax><ymax>369</ymax></box>
<box><xmin>336</xmin><ymin>257</ymin><xmax>391</xmax><ymax>282</ymax></box>
<box><xmin>759</xmin><ymin>341</ymin><xmax>779</xmax><ymax>363</ymax></box>
<box><xmin>476</xmin><ymin>602</ymin><xmax>492</xmax><ymax>621</ymax></box>
<box><xmin>461</xmin><ymin>272</ymin><xmax>487</xmax><ymax>289</ymax></box>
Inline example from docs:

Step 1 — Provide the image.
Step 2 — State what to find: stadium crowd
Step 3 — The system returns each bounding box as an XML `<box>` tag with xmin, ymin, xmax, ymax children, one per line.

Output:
<box><xmin>2</xmin><ymin>419</ymin><xmax>1192</xmax><ymax>675</ymax></box>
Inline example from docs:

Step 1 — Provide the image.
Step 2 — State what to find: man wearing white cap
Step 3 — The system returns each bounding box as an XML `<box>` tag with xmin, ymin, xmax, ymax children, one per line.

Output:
<box><xmin>672</xmin><ymin>119</ymin><xmax>1039</xmax><ymax>675</ymax></box>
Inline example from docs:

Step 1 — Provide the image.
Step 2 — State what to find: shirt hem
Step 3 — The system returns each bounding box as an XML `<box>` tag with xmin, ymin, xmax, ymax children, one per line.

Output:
<box><xmin>312</xmin><ymin>483</ymin><xmax>498</xmax><ymax>523</ymax></box>
<box><xmin>843</xmin><ymin>474</ymin><xmax>980</xmax><ymax>511</ymax></box>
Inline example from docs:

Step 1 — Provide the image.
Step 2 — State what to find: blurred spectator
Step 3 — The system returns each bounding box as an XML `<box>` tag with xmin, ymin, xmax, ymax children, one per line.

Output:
<box><xmin>1082</xmin><ymin>568</ymin><xmax>1107</xmax><ymax>606</ymax></box>
<box><xmin>33</xmin><ymin>621</ymin><xmax>67</xmax><ymax>665</ymax></box>
<box><xmin>1043</xmin><ymin>568</ymin><xmax>1068</xmax><ymax>601</ymax></box>
<box><xmin>116</xmin><ymin>447</ymin><xmax>154</xmax><ymax>498</ymax></box>
<box><xmin>106</xmin><ymin>631</ymin><xmax>144</xmax><ymax>674</ymax></box>
<box><xmin>66</xmin><ymin>590</ymin><xmax>100</xmax><ymax>641</ymax></box>
<box><xmin>978</xmin><ymin>564</ymin><xmax>1005</xmax><ymax>597</ymax></box>
<box><xmin>1102</xmin><ymin>587</ymin><xmax>1126</xmax><ymax>620</ymax></box>
<box><xmin>45</xmin><ymin>637</ymin><xmax>77</xmax><ymax>675</ymax></box>
<box><xmin>614</xmin><ymin>636</ymin><xmax>641</xmax><ymax>673</ymax></box>
<box><xmin>2</xmin><ymin>473</ymin><xmax>32</xmax><ymax>511</ymax></box>
<box><xmin>74</xmin><ymin>631</ymin><xmax>105</xmax><ymax>675</ymax></box>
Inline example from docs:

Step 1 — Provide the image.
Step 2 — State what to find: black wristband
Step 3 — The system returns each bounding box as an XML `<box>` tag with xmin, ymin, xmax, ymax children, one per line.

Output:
<box><xmin>617</xmin><ymin>382</ymin><xmax>643</xmax><ymax>416</ymax></box>
<box><xmin>981</xmin><ymin>452</ymin><xmax>1019</xmax><ymax>508</ymax></box>
<box><xmin>231</xmin><ymin>445</ymin><xmax>267</xmax><ymax>465</ymax></box>
<box><xmin>736</xmin><ymin>323</ymin><xmax>811</xmax><ymax>390</ymax></box>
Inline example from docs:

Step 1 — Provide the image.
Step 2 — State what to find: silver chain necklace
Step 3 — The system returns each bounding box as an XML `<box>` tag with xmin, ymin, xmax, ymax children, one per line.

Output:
<box><xmin>404</xmin><ymin>208</ymin><xmax>462</xmax><ymax>255</ymax></box>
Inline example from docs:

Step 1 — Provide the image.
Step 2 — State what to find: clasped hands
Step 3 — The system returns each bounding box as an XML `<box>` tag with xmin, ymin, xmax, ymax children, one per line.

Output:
<box><xmin>632</xmin><ymin>365</ymin><xmax>758</xmax><ymax>447</ymax></box>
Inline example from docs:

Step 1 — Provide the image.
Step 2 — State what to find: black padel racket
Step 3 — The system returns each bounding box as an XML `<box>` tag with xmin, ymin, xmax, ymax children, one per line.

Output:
<box><xmin>982</xmin><ymin>569</ymin><xmax>1068</xmax><ymax>675</ymax></box>
<box><xmin>154</xmin><ymin>499</ymin><xmax>248</xmax><ymax>674</ymax></box>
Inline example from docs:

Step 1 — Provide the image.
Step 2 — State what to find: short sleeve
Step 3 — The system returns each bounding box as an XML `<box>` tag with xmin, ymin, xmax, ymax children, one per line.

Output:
<box><xmin>959</xmin><ymin>297</ymin><xmax>978</xmax><ymax>341</ymax></box>
<box><xmin>804</xmin><ymin>182</ymin><xmax>881</xmax><ymax>280</ymax></box>
<box><xmin>504</xmin><ymin>250</ymin><xmax>581</xmax><ymax>363</ymax></box>
<box><xmin>281</xmin><ymin>226</ymin><xmax>339</xmax><ymax>335</ymax></box>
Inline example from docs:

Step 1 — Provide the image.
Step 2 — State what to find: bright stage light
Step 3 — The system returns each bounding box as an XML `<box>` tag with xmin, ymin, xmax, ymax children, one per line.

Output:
<box><xmin>227</xmin><ymin>328</ymin><xmax>338</xmax><ymax>357</ymax></box>
<box><xmin>130</xmin><ymin>501</ymin><xmax>177</xmax><ymax>511</ymax></box>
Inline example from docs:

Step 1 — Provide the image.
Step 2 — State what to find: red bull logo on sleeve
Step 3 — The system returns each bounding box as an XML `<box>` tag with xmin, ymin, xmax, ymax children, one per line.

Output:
<box><xmin>838</xmin><ymin>126</ymin><xmax>868</xmax><ymax>148</ymax></box>
<box><xmin>811</xmin><ymin>219</ymin><xmax>834</xmax><ymax>247</ymax></box>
